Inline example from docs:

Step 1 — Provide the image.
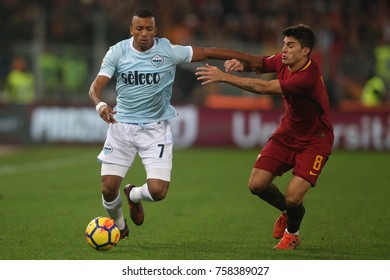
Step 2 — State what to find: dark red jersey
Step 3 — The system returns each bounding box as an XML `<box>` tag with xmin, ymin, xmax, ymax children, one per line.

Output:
<box><xmin>263</xmin><ymin>53</ymin><xmax>334</xmax><ymax>147</ymax></box>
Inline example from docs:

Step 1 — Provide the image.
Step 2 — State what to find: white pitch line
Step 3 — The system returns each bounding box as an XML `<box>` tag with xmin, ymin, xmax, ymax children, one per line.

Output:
<box><xmin>0</xmin><ymin>153</ymin><xmax>96</xmax><ymax>176</ymax></box>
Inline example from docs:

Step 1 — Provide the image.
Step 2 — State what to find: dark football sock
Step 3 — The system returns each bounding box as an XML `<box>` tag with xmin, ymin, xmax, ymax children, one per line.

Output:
<box><xmin>257</xmin><ymin>183</ymin><xmax>286</xmax><ymax>211</ymax></box>
<box><xmin>286</xmin><ymin>203</ymin><xmax>306</xmax><ymax>234</ymax></box>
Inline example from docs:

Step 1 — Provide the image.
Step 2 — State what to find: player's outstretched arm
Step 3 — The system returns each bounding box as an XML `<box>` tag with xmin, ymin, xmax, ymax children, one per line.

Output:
<box><xmin>191</xmin><ymin>46</ymin><xmax>263</xmax><ymax>73</ymax></box>
<box><xmin>224</xmin><ymin>59</ymin><xmax>245</xmax><ymax>73</ymax></box>
<box><xmin>195</xmin><ymin>64</ymin><xmax>283</xmax><ymax>96</ymax></box>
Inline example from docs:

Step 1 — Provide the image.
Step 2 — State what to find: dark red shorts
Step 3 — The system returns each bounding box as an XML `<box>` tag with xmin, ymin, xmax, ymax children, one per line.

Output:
<box><xmin>254</xmin><ymin>137</ymin><xmax>332</xmax><ymax>186</ymax></box>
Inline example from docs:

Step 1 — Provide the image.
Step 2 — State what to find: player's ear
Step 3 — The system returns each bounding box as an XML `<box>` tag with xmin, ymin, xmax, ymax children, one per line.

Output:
<box><xmin>302</xmin><ymin>47</ymin><xmax>310</xmax><ymax>56</ymax></box>
<box><xmin>154</xmin><ymin>26</ymin><xmax>157</xmax><ymax>36</ymax></box>
<box><xmin>129</xmin><ymin>26</ymin><xmax>133</xmax><ymax>36</ymax></box>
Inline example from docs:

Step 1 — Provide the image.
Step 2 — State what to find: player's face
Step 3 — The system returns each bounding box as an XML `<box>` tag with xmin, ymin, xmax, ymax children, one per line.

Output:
<box><xmin>130</xmin><ymin>16</ymin><xmax>157</xmax><ymax>52</ymax></box>
<box><xmin>281</xmin><ymin>36</ymin><xmax>310</xmax><ymax>71</ymax></box>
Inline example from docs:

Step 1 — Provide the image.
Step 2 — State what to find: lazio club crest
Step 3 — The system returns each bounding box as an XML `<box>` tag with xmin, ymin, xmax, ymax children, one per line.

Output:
<box><xmin>151</xmin><ymin>55</ymin><xmax>164</xmax><ymax>68</ymax></box>
<box><xmin>103</xmin><ymin>142</ymin><xmax>113</xmax><ymax>155</ymax></box>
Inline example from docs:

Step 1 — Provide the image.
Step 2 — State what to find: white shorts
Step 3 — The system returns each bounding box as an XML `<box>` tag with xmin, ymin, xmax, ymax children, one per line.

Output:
<box><xmin>98</xmin><ymin>121</ymin><xmax>173</xmax><ymax>181</ymax></box>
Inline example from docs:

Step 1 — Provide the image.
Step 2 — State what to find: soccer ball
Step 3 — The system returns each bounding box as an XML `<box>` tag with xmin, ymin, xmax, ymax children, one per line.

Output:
<box><xmin>85</xmin><ymin>216</ymin><xmax>120</xmax><ymax>251</ymax></box>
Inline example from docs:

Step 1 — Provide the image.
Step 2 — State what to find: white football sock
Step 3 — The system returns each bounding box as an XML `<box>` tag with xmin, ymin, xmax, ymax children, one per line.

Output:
<box><xmin>286</xmin><ymin>229</ymin><xmax>299</xmax><ymax>236</ymax></box>
<box><xmin>129</xmin><ymin>183</ymin><xmax>155</xmax><ymax>202</ymax></box>
<box><xmin>102</xmin><ymin>194</ymin><xmax>126</xmax><ymax>230</ymax></box>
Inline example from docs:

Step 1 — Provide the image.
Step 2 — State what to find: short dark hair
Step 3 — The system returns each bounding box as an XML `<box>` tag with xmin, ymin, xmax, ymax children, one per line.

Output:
<box><xmin>133</xmin><ymin>9</ymin><xmax>155</xmax><ymax>18</ymax></box>
<box><xmin>283</xmin><ymin>24</ymin><xmax>316</xmax><ymax>55</ymax></box>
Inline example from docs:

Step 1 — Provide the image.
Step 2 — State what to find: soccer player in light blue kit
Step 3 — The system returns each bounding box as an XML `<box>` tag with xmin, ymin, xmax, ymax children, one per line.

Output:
<box><xmin>89</xmin><ymin>9</ymin><xmax>262</xmax><ymax>240</ymax></box>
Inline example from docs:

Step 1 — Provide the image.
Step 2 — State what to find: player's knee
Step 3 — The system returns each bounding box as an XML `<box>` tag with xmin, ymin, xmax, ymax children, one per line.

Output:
<box><xmin>248</xmin><ymin>183</ymin><xmax>258</xmax><ymax>195</ymax></box>
<box><xmin>248</xmin><ymin>179</ymin><xmax>268</xmax><ymax>195</ymax></box>
<box><xmin>285</xmin><ymin>196</ymin><xmax>302</xmax><ymax>207</ymax></box>
<box><xmin>149</xmin><ymin>188</ymin><xmax>168</xmax><ymax>201</ymax></box>
<box><xmin>101</xmin><ymin>185</ymin><xmax>118</xmax><ymax>202</ymax></box>
<box><xmin>148</xmin><ymin>181</ymin><xmax>169</xmax><ymax>201</ymax></box>
<box><xmin>150</xmin><ymin>189</ymin><xmax>167</xmax><ymax>201</ymax></box>
<box><xmin>101</xmin><ymin>176</ymin><xmax>121</xmax><ymax>201</ymax></box>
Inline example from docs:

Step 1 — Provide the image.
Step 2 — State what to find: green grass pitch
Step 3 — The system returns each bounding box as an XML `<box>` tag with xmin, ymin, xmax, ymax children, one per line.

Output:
<box><xmin>0</xmin><ymin>145</ymin><xmax>389</xmax><ymax>260</ymax></box>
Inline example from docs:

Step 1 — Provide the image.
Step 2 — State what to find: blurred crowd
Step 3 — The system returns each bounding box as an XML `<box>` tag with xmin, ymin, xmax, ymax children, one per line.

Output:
<box><xmin>0</xmin><ymin>0</ymin><xmax>389</xmax><ymax>108</ymax></box>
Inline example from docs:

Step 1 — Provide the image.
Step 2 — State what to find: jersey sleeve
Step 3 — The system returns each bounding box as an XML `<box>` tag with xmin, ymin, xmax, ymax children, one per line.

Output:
<box><xmin>98</xmin><ymin>45</ymin><xmax>119</xmax><ymax>78</ymax></box>
<box><xmin>262</xmin><ymin>54</ymin><xmax>280</xmax><ymax>73</ymax></box>
<box><xmin>160</xmin><ymin>38</ymin><xmax>192</xmax><ymax>65</ymax></box>
<box><xmin>171</xmin><ymin>44</ymin><xmax>193</xmax><ymax>64</ymax></box>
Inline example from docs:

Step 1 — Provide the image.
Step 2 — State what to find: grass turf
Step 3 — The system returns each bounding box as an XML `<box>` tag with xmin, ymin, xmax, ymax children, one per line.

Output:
<box><xmin>0</xmin><ymin>145</ymin><xmax>389</xmax><ymax>260</ymax></box>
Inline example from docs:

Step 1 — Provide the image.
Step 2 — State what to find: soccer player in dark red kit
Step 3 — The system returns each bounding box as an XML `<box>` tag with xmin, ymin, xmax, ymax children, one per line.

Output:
<box><xmin>196</xmin><ymin>24</ymin><xmax>334</xmax><ymax>250</ymax></box>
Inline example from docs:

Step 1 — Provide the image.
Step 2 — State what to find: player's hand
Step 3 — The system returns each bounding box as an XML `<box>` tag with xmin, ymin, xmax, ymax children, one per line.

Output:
<box><xmin>224</xmin><ymin>59</ymin><xmax>244</xmax><ymax>73</ymax></box>
<box><xmin>195</xmin><ymin>63</ymin><xmax>226</xmax><ymax>85</ymax></box>
<box><xmin>98</xmin><ymin>105</ymin><xmax>117</xmax><ymax>124</ymax></box>
<box><xmin>247</xmin><ymin>54</ymin><xmax>263</xmax><ymax>75</ymax></box>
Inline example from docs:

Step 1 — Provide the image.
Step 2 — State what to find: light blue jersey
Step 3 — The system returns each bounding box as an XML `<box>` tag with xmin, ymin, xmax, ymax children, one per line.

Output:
<box><xmin>98</xmin><ymin>37</ymin><xmax>193</xmax><ymax>123</ymax></box>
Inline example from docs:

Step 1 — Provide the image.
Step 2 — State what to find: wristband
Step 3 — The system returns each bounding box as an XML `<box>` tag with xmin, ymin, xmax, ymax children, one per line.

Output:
<box><xmin>95</xmin><ymin>102</ymin><xmax>107</xmax><ymax>113</ymax></box>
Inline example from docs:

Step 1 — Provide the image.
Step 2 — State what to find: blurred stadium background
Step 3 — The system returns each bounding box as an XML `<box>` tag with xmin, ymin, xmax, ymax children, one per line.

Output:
<box><xmin>1</xmin><ymin>0</ymin><xmax>390</xmax><ymax>150</ymax></box>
